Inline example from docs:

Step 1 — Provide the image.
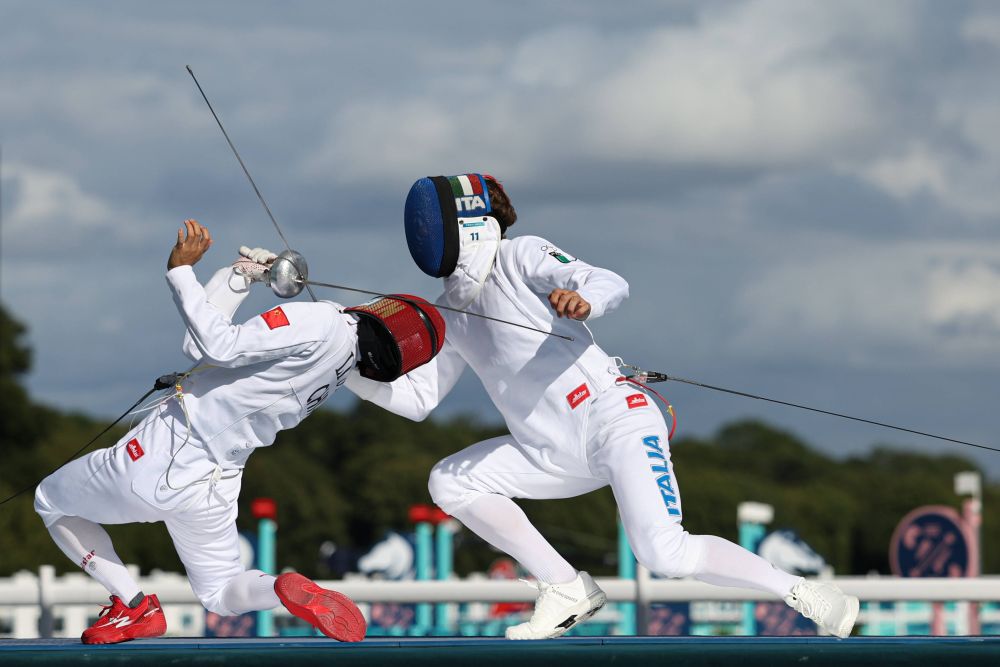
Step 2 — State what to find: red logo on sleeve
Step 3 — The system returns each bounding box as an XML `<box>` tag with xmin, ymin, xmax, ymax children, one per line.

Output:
<box><xmin>626</xmin><ymin>393</ymin><xmax>648</xmax><ymax>409</ymax></box>
<box><xmin>261</xmin><ymin>307</ymin><xmax>290</xmax><ymax>330</ymax></box>
<box><xmin>126</xmin><ymin>438</ymin><xmax>144</xmax><ymax>461</ymax></box>
<box><xmin>566</xmin><ymin>383</ymin><xmax>591</xmax><ymax>410</ymax></box>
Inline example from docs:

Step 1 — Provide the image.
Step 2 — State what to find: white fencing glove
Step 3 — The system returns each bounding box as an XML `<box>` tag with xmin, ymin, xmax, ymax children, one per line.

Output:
<box><xmin>232</xmin><ymin>246</ymin><xmax>277</xmax><ymax>283</ymax></box>
<box><xmin>239</xmin><ymin>246</ymin><xmax>278</xmax><ymax>264</ymax></box>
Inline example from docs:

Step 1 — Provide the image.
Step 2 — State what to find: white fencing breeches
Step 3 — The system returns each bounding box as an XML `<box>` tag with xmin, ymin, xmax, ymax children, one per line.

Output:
<box><xmin>429</xmin><ymin>382</ymin><xmax>799</xmax><ymax>597</ymax></box>
<box><xmin>32</xmin><ymin>410</ymin><xmax>278</xmax><ymax>615</ymax></box>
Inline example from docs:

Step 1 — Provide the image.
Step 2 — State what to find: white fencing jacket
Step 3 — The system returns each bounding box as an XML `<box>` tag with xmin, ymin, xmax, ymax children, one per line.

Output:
<box><xmin>166</xmin><ymin>265</ymin><xmax>357</xmax><ymax>468</ymax></box>
<box><xmin>347</xmin><ymin>235</ymin><xmax>629</xmax><ymax>471</ymax></box>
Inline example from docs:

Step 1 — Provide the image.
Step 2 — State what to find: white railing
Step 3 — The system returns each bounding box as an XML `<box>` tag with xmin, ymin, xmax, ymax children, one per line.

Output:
<box><xmin>319</xmin><ymin>576</ymin><xmax>1000</xmax><ymax>603</ymax></box>
<box><xmin>2</xmin><ymin>566</ymin><xmax>999</xmax><ymax>638</ymax></box>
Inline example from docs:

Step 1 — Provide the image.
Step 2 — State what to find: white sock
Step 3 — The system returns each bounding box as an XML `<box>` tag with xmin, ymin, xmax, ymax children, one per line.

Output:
<box><xmin>450</xmin><ymin>494</ymin><xmax>577</xmax><ymax>585</ymax></box>
<box><xmin>220</xmin><ymin>570</ymin><xmax>280</xmax><ymax>614</ymax></box>
<box><xmin>692</xmin><ymin>534</ymin><xmax>802</xmax><ymax>597</ymax></box>
<box><xmin>48</xmin><ymin>516</ymin><xmax>142</xmax><ymax>603</ymax></box>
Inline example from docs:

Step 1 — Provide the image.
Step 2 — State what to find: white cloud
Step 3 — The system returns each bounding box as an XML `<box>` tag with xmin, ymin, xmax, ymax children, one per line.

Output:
<box><xmin>507</xmin><ymin>25</ymin><xmax>618</xmax><ymax>89</ymax></box>
<box><xmin>849</xmin><ymin>96</ymin><xmax>1000</xmax><ymax>220</ymax></box>
<box><xmin>581</xmin><ymin>0</ymin><xmax>901</xmax><ymax>166</ymax></box>
<box><xmin>962</xmin><ymin>11</ymin><xmax>1000</xmax><ymax>47</ymax></box>
<box><xmin>945</xmin><ymin>93</ymin><xmax>1000</xmax><ymax>158</ymax></box>
<box><xmin>839</xmin><ymin>6</ymin><xmax>1000</xmax><ymax>221</ymax></box>
<box><xmin>0</xmin><ymin>71</ymin><xmax>208</xmax><ymax>139</ymax></box>
<box><xmin>297</xmin><ymin>0</ymin><xmax>1000</xmax><ymax>228</ymax></box>
<box><xmin>4</xmin><ymin>162</ymin><xmax>113</xmax><ymax>231</ymax></box>
<box><xmin>732</xmin><ymin>241</ymin><xmax>1000</xmax><ymax>369</ymax></box>
<box><xmin>4</xmin><ymin>0</ymin><xmax>1000</xmax><ymax>463</ymax></box>
<box><xmin>584</xmin><ymin>42</ymin><xmax>875</xmax><ymax>166</ymax></box>
<box><xmin>856</xmin><ymin>143</ymin><xmax>950</xmax><ymax>201</ymax></box>
<box><xmin>303</xmin><ymin>99</ymin><xmax>460</xmax><ymax>183</ymax></box>
<box><xmin>926</xmin><ymin>260</ymin><xmax>1000</xmax><ymax>332</ymax></box>
<box><xmin>304</xmin><ymin>0</ymin><xmax>906</xmax><ymax>185</ymax></box>
<box><xmin>1</xmin><ymin>162</ymin><xmax>158</xmax><ymax>261</ymax></box>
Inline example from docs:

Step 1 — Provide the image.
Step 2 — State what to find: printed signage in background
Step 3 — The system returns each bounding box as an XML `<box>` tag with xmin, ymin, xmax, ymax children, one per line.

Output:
<box><xmin>889</xmin><ymin>505</ymin><xmax>976</xmax><ymax>578</ymax></box>
<box><xmin>647</xmin><ymin>603</ymin><xmax>691</xmax><ymax>636</ymax></box>
<box><xmin>205</xmin><ymin>611</ymin><xmax>256</xmax><ymax>638</ymax></box>
<box><xmin>205</xmin><ymin>532</ymin><xmax>259</xmax><ymax>637</ymax></box>
<box><xmin>754</xmin><ymin>602</ymin><xmax>817</xmax><ymax>636</ymax></box>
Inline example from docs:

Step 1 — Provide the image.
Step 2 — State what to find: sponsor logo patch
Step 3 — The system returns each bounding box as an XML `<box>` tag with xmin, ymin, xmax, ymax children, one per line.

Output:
<box><xmin>97</xmin><ymin>613</ymin><xmax>136</xmax><ymax>629</ymax></box>
<box><xmin>261</xmin><ymin>306</ymin><xmax>290</xmax><ymax>329</ymax></box>
<box><xmin>126</xmin><ymin>438</ymin><xmax>144</xmax><ymax>462</ymax></box>
<box><xmin>79</xmin><ymin>549</ymin><xmax>96</xmax><ymax>569</ymax></box>
<box><xmin>566</xmin><ymin>383</ymin><xmax>591</xmax><ymax>409</ymax></box>
<box><xmin>627</xmin><ymin>393</ymin><xmax>648</xmax><ymax>409</ymax></box>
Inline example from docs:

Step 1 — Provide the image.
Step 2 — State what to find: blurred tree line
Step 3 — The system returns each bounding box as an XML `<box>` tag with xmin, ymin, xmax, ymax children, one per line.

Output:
<box><xmin>1</xmin><ymin>302</ymin><xmax>997</xmax><ymax>578</ymax></box>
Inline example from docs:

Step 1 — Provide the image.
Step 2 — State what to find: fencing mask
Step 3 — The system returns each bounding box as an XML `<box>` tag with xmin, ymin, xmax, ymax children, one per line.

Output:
<box><xmin>404</xmin><ymin>174</ymin><xmax>507</xmax><ymax>275</ymax></box>
<box><xmin>344</xmin><ymin>294</ymin><xmax>446</xmax><ymax>382</ymax></box>
<box><xmin>405</xmin><ymin>173</ymin><xmax>506</xmax><ymax>308</ymax></box>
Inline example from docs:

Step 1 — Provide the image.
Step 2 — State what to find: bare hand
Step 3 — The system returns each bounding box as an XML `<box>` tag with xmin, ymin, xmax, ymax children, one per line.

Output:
<box><xmin>549</xmin><ymin>289</ymin><xmax>591</xmax><ymax>320</ymax></box>
<box><xmin>168</xmin><ymin>219</ymin><xmax>213</xmax><ymax>270</ymax></box>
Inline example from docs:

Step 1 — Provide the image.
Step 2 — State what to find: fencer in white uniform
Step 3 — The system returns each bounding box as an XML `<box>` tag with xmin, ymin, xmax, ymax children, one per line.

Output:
<box><xmin>34</xmin><ymin>219</ymin><xmax>444</xmax><ymax>644</ymax></box>
<box><xmin>347</xmin><ymin>174</ymin><xmax>860</xmax><ymax>639</ymax></box>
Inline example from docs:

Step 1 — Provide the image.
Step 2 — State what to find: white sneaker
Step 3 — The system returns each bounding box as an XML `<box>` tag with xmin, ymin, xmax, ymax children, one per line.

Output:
<box><xmin>505</xmin><ymin>572</ymin><xmax>607</xmax><ymax>640</ymax></box>
<box><xmin>784</xmin><ymin>579</ymin><xmax>859</xmax><ymax>638</ymax></box>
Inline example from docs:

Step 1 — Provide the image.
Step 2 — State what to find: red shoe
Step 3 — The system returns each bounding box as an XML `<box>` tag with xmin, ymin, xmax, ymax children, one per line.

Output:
<box><xmin>274</xmin><ymin>573</ymin><xmax>366</xmax><ymax>642</ymax></box>
<box><xmin>81</xmin><ymin>594</ymin><xmax>166</xmax><ymax>645</ymax></box>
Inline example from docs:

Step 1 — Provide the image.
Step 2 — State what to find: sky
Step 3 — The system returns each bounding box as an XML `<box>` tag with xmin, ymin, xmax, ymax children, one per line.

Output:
<box><xmin>2</xmin><ymin>0</ymin><xmax>1000</xmax><ymax>478</ymax></box>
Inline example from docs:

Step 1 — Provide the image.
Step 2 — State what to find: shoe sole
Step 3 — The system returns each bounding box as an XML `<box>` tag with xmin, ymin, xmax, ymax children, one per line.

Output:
<box><xmin>506</xmin><ymin>592</ymin><xmax>607</xmax><ymax>640</ymax></box>
<box><xmin>834</xmin><ymin>595</ymin><xmax>860</xmax><ymax>639</ymax></box>
<box><xmin>82</xmin><ymin>616</ymin><xmax>166</xmax><ymax>644</ymax></box>
<box><xmin>275</xmin><ymin>573</ymin><xmax>366</xmax><ymax>642</ymax></box>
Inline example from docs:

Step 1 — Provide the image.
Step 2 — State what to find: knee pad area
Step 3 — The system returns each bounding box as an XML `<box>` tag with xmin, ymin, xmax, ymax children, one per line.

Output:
<box><xmin>632</xmin><ymin>526</ymin><xmax>706</xmax><ymax>579</ymax></box>
<box><xmin>427</xmin><ymin>464</ymin><xmax>465</xmax><ymax>514</ymax></box>
<box><xmin>200</xmin><ymin>585</ymin><xmax>235</xmax><ymax>617</ymax></box>
<box><xmin>33</xmin><ymin>483</ymin><xmax>62</xmax><ymax>528</ymax></box>
<box><xmin>427</xmin><ymin>462</ymin><xmax>486</xmax><ymax>515</ymax></box>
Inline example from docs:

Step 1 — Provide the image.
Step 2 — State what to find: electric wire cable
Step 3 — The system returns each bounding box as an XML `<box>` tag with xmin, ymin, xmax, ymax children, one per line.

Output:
<box><xmin>627</xmin><ymin>367</ymin><xmax>999</xmax><ymax>454</ymax></box>
<box><xmin>0</xmin><ymin>375</ymin><xmax>179</xmax><ymax>507</ymax></box>
<box><xmin>186</xmin><ymin>66</ymin><xmax>990</xmax><ymax>457</ymax></box>
<box><xmin>186</xmin><ymin>65</ymin><xmax>318</xmax><ymax>302</ymax></box>
<box><xmin>304</xmin><ymin>278</ymin><xmax>575</xmax><ymax>341</ymax></box>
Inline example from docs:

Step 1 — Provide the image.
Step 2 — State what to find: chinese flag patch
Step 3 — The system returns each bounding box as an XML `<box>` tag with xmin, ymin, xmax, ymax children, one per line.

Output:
<box><xmin>261</xmin><ymin>306</ymin><xmax>290</xmax><ymax>330</ymax></box>
<box><xmin>626</xmin><ymin>393</ymin><xmax>648</xmax><ymax>409</ymax></box>
<box><xmin>566</xmin><ymin>383</ymin><xmax>591</xmax><ymax>410</ymax></box>
<box><xmin>126</xmin><ymin>438</ymin><xmax>144</xmax><ymax>462</ymax></box>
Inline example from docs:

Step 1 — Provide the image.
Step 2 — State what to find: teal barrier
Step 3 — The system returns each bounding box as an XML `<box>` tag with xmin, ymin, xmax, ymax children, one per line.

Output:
<box><xmin>738</xmin><ymin>519</ymin><xmax>767</xmax><ymax>636</ymax></box>
<box><xmin>434</xmin><ymin>521</ymin><xmax>454</xmax><ymax>634</ymax></box>
<box><xmin>617</xmin><ymin>517</ymin><xmax>637</xmax><ymax>635</ymax></box>
<box><xmin>5</xmin><ymin>637</ymin><xmax>1000</xmax><ymax>667</ymax></box>
<box><xmin>257</xmin><ymin>517</ymin><xmax>277</xmax><ymax>637</ymax></box>
<box><xmin>414</xmin><ymin>521</ymin><xmax>433</xmax><ymax>635</ymax></box>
